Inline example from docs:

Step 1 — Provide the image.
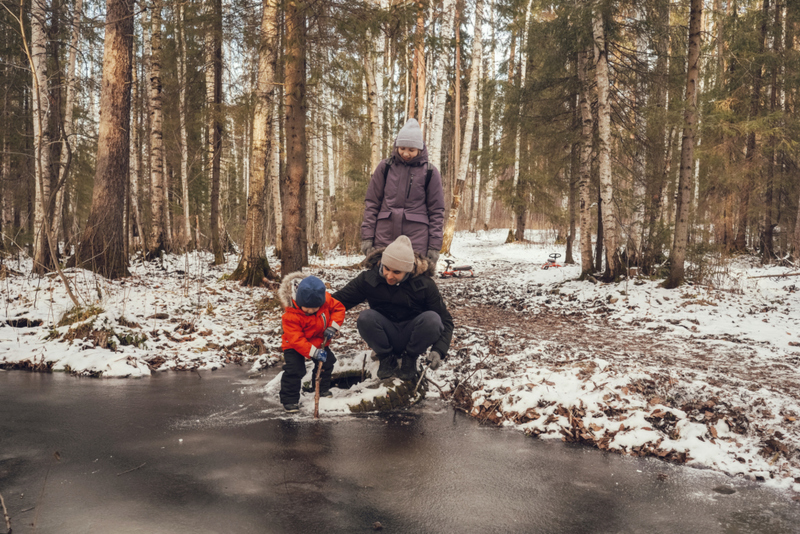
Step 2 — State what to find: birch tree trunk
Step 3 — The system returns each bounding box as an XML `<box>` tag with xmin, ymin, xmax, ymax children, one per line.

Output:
<box><xmin>364</xmin><ymin>51</ymin><xmax>381</xmax><ymax>171</ymax></box>
<box><xmin>325</xmin><ymin>86</ymin><xmax>339</xmax><ymax>243</ymax></box>
<box><xmin>664</xmin><ymin>0</ymin><xmax>702</xmax><ymax>288</ymax></box>
<box><xmin>483</xmin><ymin>2</ymin><xmax>498</xmax><ymax>230</ymax></box>
<box><xmin>427</xmin><ymin>0</ymin><xmax>457</xmax><ymax>170</ymax></box>
<box><xmin>470</xmin><ymin>82</ymin><xmax>483</xmax><ymax>232</ymax></box>
<box><xmin>415</xmin><ymin>1</ymin><xmax>426</xmax><ymax>133</ymax></box>
<box><xmin>281</xmin><ymin>0</ymin><xmax>309</xmax><ymax>275</ymax></box>
<box><xmin>312</xmin><ymin>105</ymin><xmax>325</xmax><ymax>245</ymax></box>
<box><xmin>206</xmin><ymin>0</ymin><xmax>225</xmax><ymax>264</ymax></box>
<box><xmin>129</xmin><ymin>38</ymin><xmax>145</xmax><ymax>254</ymax></box>
<box><xmin>31</xmin><ymin>0</ymin><xmax>53</xmax><ymax>274</ymax></box>
<box><xmin>178</xmin><ymin>2</ymin><xmax>192</xmax><ymax>250</ymax></box>
<box><xmin>74</xmin><ymin>0</ymin><xmax>133</xmax><ymax>279</ymax></box>
<box><xmin>441</xmin><ymin>0</ymin><xmax>482</xmax><ymax>255</ymax></box>
<box><xmin>147</xmin><ymin>0</ymin><xmax>167</xmax><ymax>256</ymax></box>
<box><xmin>593</xmin><ymin>4</ymin><xmax>621</xmax><ymax>279</ymax></box>
<box><xmin>270</xmin><ymin>94</ymin><xmax>282</xmax><ymax>252</ymax></box>
<box><xmin>231</xmin><ymin>0</ymin><xmax>278</xmax><ymax>285</ymax></box>
<box><xmin>578</xmin><ymin>49</ymin><xmax>594</xmax><ymax>278</ymax></box>
<box><xmin>629</xmin><ymin>5</ymin><xmax>648</xmax><ymax>264</ymax></box>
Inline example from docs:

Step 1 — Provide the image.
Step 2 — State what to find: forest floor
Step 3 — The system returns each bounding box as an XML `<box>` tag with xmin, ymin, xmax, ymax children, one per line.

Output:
<box><xmin>2</xmin><ymin>229</ymin><xmax>800</xmax><ymax>496</ymax></box>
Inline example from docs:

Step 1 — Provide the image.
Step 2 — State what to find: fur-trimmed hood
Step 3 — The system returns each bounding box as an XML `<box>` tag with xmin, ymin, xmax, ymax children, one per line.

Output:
<box><xmin>362</xmin><ymin>247</ymin><xmax>434</xmax><ymax>277</ymax></box>
<box><xmin>278</xmin><ymin>271</ymin><xmax>307</xmax><ymax>310</ymax></box>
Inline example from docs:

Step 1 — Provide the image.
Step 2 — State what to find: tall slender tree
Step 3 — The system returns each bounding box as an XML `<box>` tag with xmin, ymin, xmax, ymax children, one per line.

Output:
<box><xmin>281</xmin><ymin>0</ymin><xmax>309</xmax><ymax>275</ymax></box>
<box><xmin>74</xmin><ymin>0</ymin><xmax>133</xmax><ymax>278</ymax></box>
<box><xmin>442</xmin><ymin>0</ymin><xmax>482</xmax><ymax>254</ymax></box>
<box><xmin>665</xmin><ymin>0</ymin><xmax>703</xmax><ymax>288</ymax></box>
<box><xmin>593</xmin><ymin>2</ymin><xmax>620</xmax><ymax>278</ymax></box>
<box><xmin>231</xmin><ymin>0</ymin><xmax>279</xmax><ymax>285</ymax></box>
<box><xmin>147</xmin><ymin>0</ymin><xmax>168</xmax><ymax>257</ymax></box>
<box><xmin>206</xmin><ymin>0</ymin><xmax>225</xmax><ymax>264</ymax></box>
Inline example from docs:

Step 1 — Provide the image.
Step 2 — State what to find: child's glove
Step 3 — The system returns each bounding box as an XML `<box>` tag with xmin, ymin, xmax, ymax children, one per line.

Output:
<box><xmin>323</xmin><ymin>326</ymin><xmax>338</xmax><ymax>340</ymax></box>
<box><xmin>312</xmin><ymin>349</ymin><xmax>327</xmax><ymax>364</ymax></box>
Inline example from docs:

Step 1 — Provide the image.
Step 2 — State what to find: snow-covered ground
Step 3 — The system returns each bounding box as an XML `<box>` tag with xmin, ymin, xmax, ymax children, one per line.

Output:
<box><xmin>2</xmin><ymin>229</ymin><xmax>800</xmax><ymax>495</ymax></box>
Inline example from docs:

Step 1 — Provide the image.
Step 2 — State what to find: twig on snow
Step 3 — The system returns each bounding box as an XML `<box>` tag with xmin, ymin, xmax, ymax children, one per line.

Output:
<box><xmin>0</xmin><ymin>491</ymin><xmax>11</xmax><ymax>533</ymax></box>
<box><xmin>116</xmin><ymin>462</ymin><xmax>146</xmax><ymax>476</ymax></box>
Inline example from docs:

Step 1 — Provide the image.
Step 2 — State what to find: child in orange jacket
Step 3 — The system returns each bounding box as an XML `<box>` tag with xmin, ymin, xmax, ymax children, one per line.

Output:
<box><xmin>278</xmin><ymin>273</ymin><xmax>345</xmax><ymax>413</ymax></box>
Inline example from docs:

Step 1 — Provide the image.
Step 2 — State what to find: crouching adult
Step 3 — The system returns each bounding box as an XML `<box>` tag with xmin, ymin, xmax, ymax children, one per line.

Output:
<box><xmin>332</xmin><ymin>235</ymin><xmax>453</xmax><ymax>381</ymax></box>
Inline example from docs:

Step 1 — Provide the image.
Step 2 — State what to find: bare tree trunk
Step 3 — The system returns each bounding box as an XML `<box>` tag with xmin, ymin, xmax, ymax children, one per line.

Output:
<box><xmin>325</xmin><ymin>85</ymin><xmax>339</xmax><ymax>242</ymax></box>
<box><xmin>364</xmin><ymin>51</ymin><xmax>381</xmax><ymax>171</ymax></box>
<box><xmin>53</xmin><ymin>0</ymin><xmax>82</xmax><ymax>253</ymax></box>
<box><xmin>31</xmin><ymin>0</ymin><xmax>53</xmax><ymax>274</ymax></box>
<box><xmin>427</xmin><ymin>0</ymin><xmax>457</xmax><ymax>170</ymax></box>
<box><xmin>483</xmin><ymin>2</ymin><xmax>498</xmax><ymax>230</ymax></box>
<box><xmin>281</xmin><ymin>0</ymin><xmax>309</xmax><ymax>275</ymax></box>
<box><xmin>441</xmin><ymin>0</ymin><xmax>482</xmax><ymax>255</ymax></box>
<box><xmin>415</xmin><ymin>1</ymin><xmax>426</xmax><ymax>133</ymax></box>
<box><xmin>664</xmin><ymin>0</ymin><xmax>702</xmax><ymax>289</ymax></box>
<box><xmin>734</xmin><ymin>0</ymin><xmax>770</xmax><ymax>252</ymax></box>
<box><xmin>565</xmin><ymin>89</ymin><xmax>578</xmax><ymax>265</ymax></box>
<box><xmin>147</xmin><ymin>0</ymin><xmax>167</xmax><ymax>257</ymax></box>
<box><xmin>643</xmin><ymin>0</ymin><xmax>670</xmax><ymax>269</ymax></box>
<box><xmin>629</xmin><ymin>5</ymin><xmax>648</xmax><ymax>265</ymax></box>
<box><xmin>231</xmin><ymin>0</ymin><xmax>278</xmax><ymax>285</ymax></box>
<box><xmin>206</xmin><ymin>0</ymin><xmax>224</xmax><ymax>264</ymax></box>
<box><xmin>73</xmin><ymin>0</ymin><xmax>132</xmax><ymax>279</ymax></box>
<box><xmin>593</xmin><ymin>3</ymin><xmax>620</xmax><ymax>279</ymax></box>
<box><xmin>177</xmin><ymin>2</ymin><xmax>192</xmax><ymax>250</ymax></box>
<box><xmin>578</xmin><ymin>49</ymin><xmax>594</xmax><ymax>277</ymax></box>
<box><xmin>270</xmin><ymin>94</ymin><xmax>282</xmax><ymax>252</ymax></box>
<box><xmin>312</xmin><ymin>104</ymin><xmax>325</xmax><ymax>245</ymax></box>
<box><xmin>129</xmin><ymin>36</ymin><xmax>144</xmax><ymax>255</ymax></box>
<box><xmin>512</xmin><ymin>0</ymin><xmax>533</xmax><ymax>241</ymax></box>
<box><xmin>762</xmin><ymin>0</ymin><xmax>782</xmax><ymax>262</ymax></box>
<box><xmin>470</xmin><ymin>82</ymin><xmax>483</xmax><ymax>232</ymax></box>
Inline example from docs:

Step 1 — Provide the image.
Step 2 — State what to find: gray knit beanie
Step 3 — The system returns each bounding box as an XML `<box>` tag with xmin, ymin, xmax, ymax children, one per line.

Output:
<box><xmin>394</xmin><ymin>119</ymin><xmax>424</xmax><ymax>150</ymax></box>
<box><xmin>381</xmin><ymin>235</ymin><xmax>416</xmax><ymax>272</ymax></box>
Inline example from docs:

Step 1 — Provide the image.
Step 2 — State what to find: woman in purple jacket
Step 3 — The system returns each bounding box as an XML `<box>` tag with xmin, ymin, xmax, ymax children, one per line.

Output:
<box><xmin>360</xmin><ymin>119</ymin><xmax>445</xmax><ymax>267</ymax></box>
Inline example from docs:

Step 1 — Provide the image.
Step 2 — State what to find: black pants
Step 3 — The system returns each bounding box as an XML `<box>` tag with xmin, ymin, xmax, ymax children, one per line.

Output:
<box><xmin>356</xmin><ymin>309</ymin><xmax>443</xmax><ymax>358</ymax></box>
<box><xmin>279</xmin><ymin>348</ymin><xmax>337</xmax><ymax>405</ymax></box>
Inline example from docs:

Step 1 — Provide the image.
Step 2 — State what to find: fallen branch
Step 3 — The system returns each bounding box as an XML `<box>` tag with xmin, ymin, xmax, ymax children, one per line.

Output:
<box><xmin>0</xmin><ymin>491</ymin><xmax>10</xmax><ymax>533</ymax></box>
<box><xmin>747</xmin><ymin>272</ymin><xmax>800</xmax><ymax>279</ymax></box>
<box><xmin>116</xmin><ymin>462</ymin><xmax>146</xmax><ymax>476</ymax></box>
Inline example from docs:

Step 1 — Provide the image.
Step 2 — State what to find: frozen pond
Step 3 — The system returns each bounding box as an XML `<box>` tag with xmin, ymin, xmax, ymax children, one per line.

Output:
<box><xmin>1</xmin><ymin>368</ymin><xmax>798</xmax><ymax>533</ymax></box>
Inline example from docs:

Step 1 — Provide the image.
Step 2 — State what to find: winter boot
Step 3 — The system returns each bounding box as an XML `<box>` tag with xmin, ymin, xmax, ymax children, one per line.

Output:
<box><xmin>283</xmin><ymin>403</ymin><xmax>300</xmax><ymax>413</ymax></box>
<box><xmin>377</xmin><ymin>354</ymin><xmax>397</xmax><ymax>379</ymax></box>
<box><xmin>398</xmin><ymin>352</ymin><xmax>419</xmax><ymax>381</ymax></box>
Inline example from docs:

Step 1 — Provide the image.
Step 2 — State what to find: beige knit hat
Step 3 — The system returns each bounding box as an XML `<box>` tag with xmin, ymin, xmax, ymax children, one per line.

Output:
<box><xmin>381</xmin><ymin>235</ymin><xmax>415</xmax><ymax>272</ymax></box>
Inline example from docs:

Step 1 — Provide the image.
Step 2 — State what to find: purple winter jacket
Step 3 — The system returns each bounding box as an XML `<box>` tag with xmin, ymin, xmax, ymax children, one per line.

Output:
<box><xmin>361</xmin><ymin>145</ymin><xmax>445</xmax><ymax>254</ymax></box>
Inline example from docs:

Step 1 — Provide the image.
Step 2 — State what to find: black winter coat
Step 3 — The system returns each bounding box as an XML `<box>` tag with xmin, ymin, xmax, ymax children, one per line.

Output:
<box><xmin>332</xmin><ymin>251</ymin><xmax>453</xmax><ymax>357</ymax></box>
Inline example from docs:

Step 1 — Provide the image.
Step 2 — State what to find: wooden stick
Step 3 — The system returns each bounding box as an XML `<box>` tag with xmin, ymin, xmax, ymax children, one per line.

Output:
<box><xmin>412</xmin><ymin>362</ymin><xmax>430</xmax><ymax>397</ymax></box>
<box><xmin>116</xmin><ymin>462</ymin><xmax>146</xmax><ymax>476</ymax></box>
<box><xmin>313</xmin><ymin>360</ymin><xmax>323</xmax><ymax>419</ymax></box>
<box><xmin>0</xmin><ymin>491</ymin><xmax>11</xmax><ymax>534</ymax></box>
<box><xmin>747</xmin><ymin>271</ymin><xmax>800</xmax><ymax>279</ymax></box>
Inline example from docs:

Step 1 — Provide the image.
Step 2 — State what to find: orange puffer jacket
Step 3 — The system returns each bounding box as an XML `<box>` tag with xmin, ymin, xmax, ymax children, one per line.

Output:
<box><xmin>281</xmin><ymin>293</ymin><xmax>345</xmax><ymax>358</ymax></box>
